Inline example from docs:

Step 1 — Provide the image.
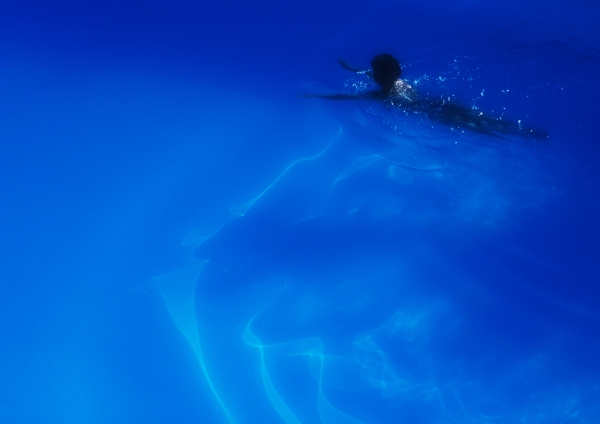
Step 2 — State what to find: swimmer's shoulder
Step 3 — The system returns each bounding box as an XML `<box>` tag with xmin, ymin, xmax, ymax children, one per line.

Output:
<box><xmin>390</xmin><ymin>79</ymin><xmax>420</xmax><ymax>105</ymax></box>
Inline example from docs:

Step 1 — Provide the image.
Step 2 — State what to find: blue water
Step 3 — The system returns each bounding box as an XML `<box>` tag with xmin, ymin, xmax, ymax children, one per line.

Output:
<box><xmin>1</xmin><ymin>1</ymin><xmax>599</xmax><ymax>423</ymax></box>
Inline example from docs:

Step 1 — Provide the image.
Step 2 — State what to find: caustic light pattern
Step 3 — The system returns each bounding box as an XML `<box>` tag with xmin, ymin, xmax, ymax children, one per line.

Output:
<box><xmin>157</xmin><ymin>121</ymin><xmax>599</xmax><ymax>423</ymax></box>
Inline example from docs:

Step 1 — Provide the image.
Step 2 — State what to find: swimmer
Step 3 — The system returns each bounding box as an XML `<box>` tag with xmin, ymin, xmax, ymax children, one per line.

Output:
<box><xmin>300</xmin><ymin>54</ymin><xmax>548</xmax><ymax>140</ymax></box>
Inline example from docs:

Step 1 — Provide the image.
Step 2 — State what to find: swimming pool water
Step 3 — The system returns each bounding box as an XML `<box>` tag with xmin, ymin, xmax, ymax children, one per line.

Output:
<box><xmin>1</xmin><ymin>1</ymin><xmax>599</xmax><ymax>423</ymax></box>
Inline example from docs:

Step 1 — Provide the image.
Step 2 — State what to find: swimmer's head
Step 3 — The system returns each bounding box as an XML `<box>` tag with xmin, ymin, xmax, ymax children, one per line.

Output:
<box><xmin>371</xmin><ymin>54</ymin><xmax>401</xmax><ymax>93</ymax></box>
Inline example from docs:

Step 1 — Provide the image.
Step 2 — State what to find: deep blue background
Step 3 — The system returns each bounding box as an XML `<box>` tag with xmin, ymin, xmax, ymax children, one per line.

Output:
<box><xmin>1</xmin><ymin>1</ymin><xmax>599</xmax><ymax>423</ymax></box>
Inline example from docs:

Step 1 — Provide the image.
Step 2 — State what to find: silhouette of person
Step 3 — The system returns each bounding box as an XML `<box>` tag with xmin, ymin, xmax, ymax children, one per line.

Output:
<box><xmin>301</xmin><ymin>54</ymin><xmax>548</xmax><ymax>140</ymax></box>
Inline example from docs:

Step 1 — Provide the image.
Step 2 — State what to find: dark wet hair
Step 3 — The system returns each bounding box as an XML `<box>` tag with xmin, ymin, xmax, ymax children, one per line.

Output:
<box><xmin>371</xmin><ymin>54</ymin><xmax>401</xmax><ymax>93</ymax></box>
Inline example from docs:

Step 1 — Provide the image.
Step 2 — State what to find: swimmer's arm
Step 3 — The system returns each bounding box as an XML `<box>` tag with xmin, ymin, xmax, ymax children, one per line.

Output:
<box><xmin>297</xmin><ymin>91</ymin><xmax>384</xmax><ymax>101</ymax></box>
<box><xmin>338</xmin><ymin>60</ymin><xmax>373</xmax><ymax>78</ymax></box>
<box><xmin>338</xmin><ymin>59</ymin><xmax>363</xmax><ymax>73</ymax></box>
<box><xmin>297</xmin><ymin>93</ymin><xmax>359</xmax><ymax>100</ymax></box>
